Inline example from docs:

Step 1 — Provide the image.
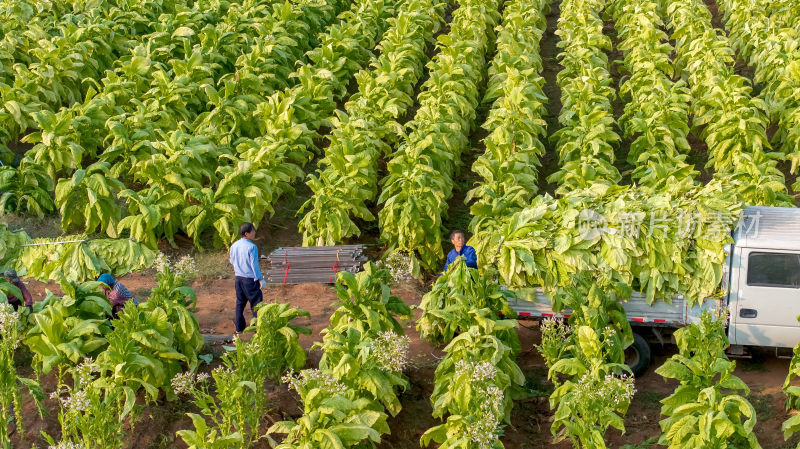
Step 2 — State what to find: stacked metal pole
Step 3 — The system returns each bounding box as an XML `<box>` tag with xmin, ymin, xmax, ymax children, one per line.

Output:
<box><xmin>265</xmin><ymin>245</ymin><xmax>367</xmax><ymax>284</ymax></box>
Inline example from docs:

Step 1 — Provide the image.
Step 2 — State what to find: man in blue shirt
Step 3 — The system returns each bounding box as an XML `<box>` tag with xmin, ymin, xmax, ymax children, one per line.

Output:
<box><xmin>443</xmin><ymin>230</ymin><xmax>478</xmax><ymax>273</ymax></box>
<box><xmin>229</xmin><ymin>222</ymin><xmax>264</xmax><ymax>332</ymax></box>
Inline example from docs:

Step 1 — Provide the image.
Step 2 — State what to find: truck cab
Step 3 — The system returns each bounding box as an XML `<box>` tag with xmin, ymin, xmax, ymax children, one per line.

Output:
<box><xmin>727</xmin><ymin>206</ymin><xmax>800</xmax><ymax>349</ymax></box>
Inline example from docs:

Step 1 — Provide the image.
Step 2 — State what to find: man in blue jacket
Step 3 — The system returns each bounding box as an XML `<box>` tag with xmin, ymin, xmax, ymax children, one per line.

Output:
<box><xmin>229</xmin><ymin>222</ymin><xmax>264</xmax><ymax>333</ymax></box>
<box><xmin>443</xmin><ymin>230</ymin><xmax>478</xmax><ymax>273</ymax></box>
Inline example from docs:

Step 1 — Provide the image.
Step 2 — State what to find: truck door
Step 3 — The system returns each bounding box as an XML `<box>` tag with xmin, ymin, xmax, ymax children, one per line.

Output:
<box><xmin>732</xmin><ymin>249</ymin><xmax>800</xmax><ymax>347</ymax></box>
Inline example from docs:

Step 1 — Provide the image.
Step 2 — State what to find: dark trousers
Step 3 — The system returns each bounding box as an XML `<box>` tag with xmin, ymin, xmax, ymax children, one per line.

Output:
<box><xmin>234</xmin><ymin>277</ymin><xmax>262</xmax><ymax>332</ymax></box>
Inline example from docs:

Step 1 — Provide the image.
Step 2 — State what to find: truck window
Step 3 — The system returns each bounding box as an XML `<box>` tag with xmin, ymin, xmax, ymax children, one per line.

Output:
<box><xmin>747</xmin><ymin>252</ymin><xmax>800</xmax><ymax>288</ymax></box>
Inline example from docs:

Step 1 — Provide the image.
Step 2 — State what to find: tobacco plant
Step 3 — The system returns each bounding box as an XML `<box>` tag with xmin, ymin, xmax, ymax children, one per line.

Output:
<box><xmin>175</xmin><ymin>336</ymin><xmax>274</xmax><ymax>447</ymax></box>
<box><xmin>243</xmin><ymin>301</ymin><xmax>311</xmax><ymax>380</ymax></box>
<box><xmin>542</xmin><ymin>275</ymin><xmax>635</xmax><ymax>449</ymax></box>
<box><xmin>269</xmin><ymin>263</ymin><xmax>409</xmax><ymax>448</ymax></box>
<box><xmin>269</xmin><ymin>370</ymin><xmax>389</xmax><ymax>449</ymax></box>
<box><xmin>421</xmin><ymin>310</ymin><xmax>524</xmax><ymax>448</ymax></box>
<box><xmin>54</xmin><ymin>162</ymin><xmax>125</xmax><ymax>237</ymax></box>
<box><xmin>547</xmin><ymin>325</ymin><xmax>635</xmax><ymax>449</ymax></box>
<box><xmin>0</xmin><ymin>301</ymin><xmax>44</xmax><ymax>447</ymax></box>
<box><xmin>0</xmin><ymin>158</ymin><xmax>55</xmax><ymax>217</ymax></box>
<box><xmin>45</xmin><ymin>358</ymin><xmax>138</xmax><ymax>449</ymax></box>
<box><xmin>25</xmin><ymin>279</ymin><xmax>112</xmax><ymax>375</ymax></box>
<box><xmin>97</xmin><ymin>258</ymin><xmax>203</xmax><ymax>398</ymax></box>
<box><xmin>417</xmin><ymin>258</ymin><xmax>516</xmax><ymax>344</ymax></box>
<box><xmin>316</xmin><ymin>327</ymin><xmax>410</xmax><ymax>416</ymax></box>
<box><xmin>117</xmin><ymin>187</ymin><xmax>183</xmax><ymax>248</ymax></box>
<box><xmin>782</xmin><ymin>316</ymin><xmax>800</xmax><ymax>443</ymax></box>
<box><xmin>656</xmin><ymin>311</ymin><xmax>760</xmax><ymax>449</ymax></box>
<box><xmin>329</xmin><ymin>262</ymin><xmax>412</xmax><ymax>335</ymax></box>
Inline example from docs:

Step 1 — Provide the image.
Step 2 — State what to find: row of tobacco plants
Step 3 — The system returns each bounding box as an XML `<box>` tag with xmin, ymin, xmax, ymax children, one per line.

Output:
<box><xmin>298</xmin><ymin>0</ymin><xmax>447</xmax><ymax>246</ymax></box>
<box><xmin>665</xmin><ymin>0</ymin><xmax>790</xmax><ymax>206</ymax></box>
<box><xmin>467</xmin><ymin>0</ymin><xmax>784</xmax><ymax>307</ymax></box>
<box><xmin>174</xmin><ymin>301</ymin><xmax>311</xmax><ymax>447</ymax></box>
<box><xmin>377</xmin><ymin>0</ymin><xmax>500</xmax><ymax>274</ymax></box>
<box><xmin>538</xmin><ymin>276</ymin><xmax>762</xmax><ymax>448</ymax></box>
<box><xmin>417</xmin><ymin>259</ymin><xmax>525</xmax><ymax>448</ymax></box>
<box><xmin>466</xmin><ymin>0</ymin><xmax>550</xmax><ymax>236</ymax></box>
<box><xmin>267</xmin><ymin>262</ymin><xmax>413</xmax><ymax>448</ymax></box>
<box><xmin>717</xmin><ymin>0</ymin><xmax>800</xmax><ymax>192</ymax></box>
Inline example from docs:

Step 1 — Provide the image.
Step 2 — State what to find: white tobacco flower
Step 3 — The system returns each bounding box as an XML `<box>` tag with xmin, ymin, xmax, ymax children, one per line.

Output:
<box><xmin>213</xmin><ymin>366</ymin><xmax>234</xmax><ymax>376</ymax></box>
<box><xmin>212</xmin><ymin>365</ymin><xmax>235</xmax><ymax>385</ymax></box>
<box><xmin>471</xmin><ymin>362</ymin><xmax>497</xmax><ymax>383</ymax></box>
<box><xmin>371</xmin><ymin>331</ymin><xmax>410</xmax><ymax>373</ymax></box>
<box><xmin>153</xmin><ymin>253</ymin><xmax>169</xmax><ymax>274</ymax></box>
<box><xmin>247</xmin><ymin>340</ymin><xmax>262</xmax><ymax>355</ymax></box>
<box><xmin>455</xmin><ymin>360</ymin><xmax>497</xmax><ymax>383</ymax></box>
<box><xmin>174</xmin><ymin>255</ymin><xmax>198</xmax><ymax>281</ymax></box>
<box><xmin>379</xmin><ymin>252</ymin><xmax>413</xmax><ymax>283</ymax></box>
<box><xmin>283</xmin><ymin>369</ymin><xmax>347</xmax><ymax>395</ymax></box>
<box><xmin>573</xmin><ymin>373</ymin><xmax>636</xmax><ymax>408</ymax></box>
<box><xmin>465</xmin><ymin>408</ymin><xmax>501</xmax><ymax>449</ymax></box>
<box><xmin>481</xmin><ymin>386</ymin><xmax>504</xmax><ymax>411</ymax></box>
<box><xmin>61</xmin><ymin>390</ymin><xmax>90</xmax><ymax>412</ymax></box>
<box><xmin>465</xmin><ymin>385</ymin><xmax>506</xmax><ymax>448</ymax></box>
<box><xmin>0</xmin><ymin>302</ymin><xmax>18</xmax><ymax>345</ymax></box>
<box><xmin>49</xmin><ymin>442</ymin><xmax>87</xmax><ymax>449</ymax></box>
<box><xmin>540</xmin><ymin>318</ymin><xmax>572</xmax><ymax>341</ymax></box>
<box><xmin>74</xmin><ymin>358</ymin><xmax>98</xmax><ymax>386</ymax></box>
<box><xmin>171</xmin><ymin>371</ymin><xmax>197</xmax><ymax>395</ymax></box>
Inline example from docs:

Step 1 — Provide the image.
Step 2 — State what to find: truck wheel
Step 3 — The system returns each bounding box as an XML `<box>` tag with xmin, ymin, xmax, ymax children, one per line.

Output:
<box><xmin>625</xmin><ymin>332</ymin><xmax>651</xmax><ymax>377</ymax></box>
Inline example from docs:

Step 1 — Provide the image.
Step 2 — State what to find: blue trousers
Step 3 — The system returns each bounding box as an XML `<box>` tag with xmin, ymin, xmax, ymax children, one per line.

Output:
<box><xmin>234</xmin><ymin>277</ymin><xmax>262</xmax><ymax>332</ymax></box>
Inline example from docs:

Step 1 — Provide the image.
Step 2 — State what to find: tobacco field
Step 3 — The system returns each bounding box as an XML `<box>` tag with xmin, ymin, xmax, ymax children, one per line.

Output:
<box><xmin>1</xmin><ymin>0</ymin><xmax>800</xmax><ymax>447</ymax></box>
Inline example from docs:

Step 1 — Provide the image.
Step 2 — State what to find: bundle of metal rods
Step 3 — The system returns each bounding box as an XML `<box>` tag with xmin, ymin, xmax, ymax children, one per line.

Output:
<box><xmin>265</xmin><ymin>245</ymin><xmax>368</xmax><ymax>284</ymax></box>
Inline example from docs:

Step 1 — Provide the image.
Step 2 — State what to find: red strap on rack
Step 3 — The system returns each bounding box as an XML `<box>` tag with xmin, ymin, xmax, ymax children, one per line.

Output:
<box><xmin>283</xmin><ymin>248</ymin><xmax>291</xmax><ymax>284</ymax></box>
<box><xmin>329</xmin><ymin>260</ymin><xmax>340</xmax><ymax>283</ymax></box>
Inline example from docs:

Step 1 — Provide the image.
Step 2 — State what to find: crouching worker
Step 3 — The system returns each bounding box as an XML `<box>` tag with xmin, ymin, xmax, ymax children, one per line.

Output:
<box><xmin>4</xmin><ymin>269</ymin><xmax>33</xmax><ymax>312</ymax></box>
<box><xmin>97</xmin><ymin>273</ymin><xmax>138</xmax><ymax>317</ymax></box>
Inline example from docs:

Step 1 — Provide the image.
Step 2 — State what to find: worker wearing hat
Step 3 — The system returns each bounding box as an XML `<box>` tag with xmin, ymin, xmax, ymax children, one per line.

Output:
<box><xmin>97</xmin><ymin>273</ymin><xmax>138</xmax><ymax>317</ymax></box>
<box><xmin>3</xmin><ymin>269</ymin><xmax>33</xmax><ymax>312</ymax></box>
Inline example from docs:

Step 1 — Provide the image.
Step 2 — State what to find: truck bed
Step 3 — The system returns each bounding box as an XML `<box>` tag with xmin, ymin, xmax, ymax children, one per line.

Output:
<box><xmin>508</xmin><ymin>288</ymin><xmax>724</xmax><ymax>328</ymax></box>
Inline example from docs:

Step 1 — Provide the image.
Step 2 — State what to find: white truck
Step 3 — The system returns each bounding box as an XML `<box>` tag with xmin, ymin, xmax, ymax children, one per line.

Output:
<box><xmin>507</xmin><ymin>206</ymin><xmax>800</xmax><ymax>375</ymax></box>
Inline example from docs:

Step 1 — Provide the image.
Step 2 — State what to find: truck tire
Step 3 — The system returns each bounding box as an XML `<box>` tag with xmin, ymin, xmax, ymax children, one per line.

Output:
<box><xmin>625</xmin><ymin>332</ymin><xmax>651</xmax><ymax>377</ymax></box>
